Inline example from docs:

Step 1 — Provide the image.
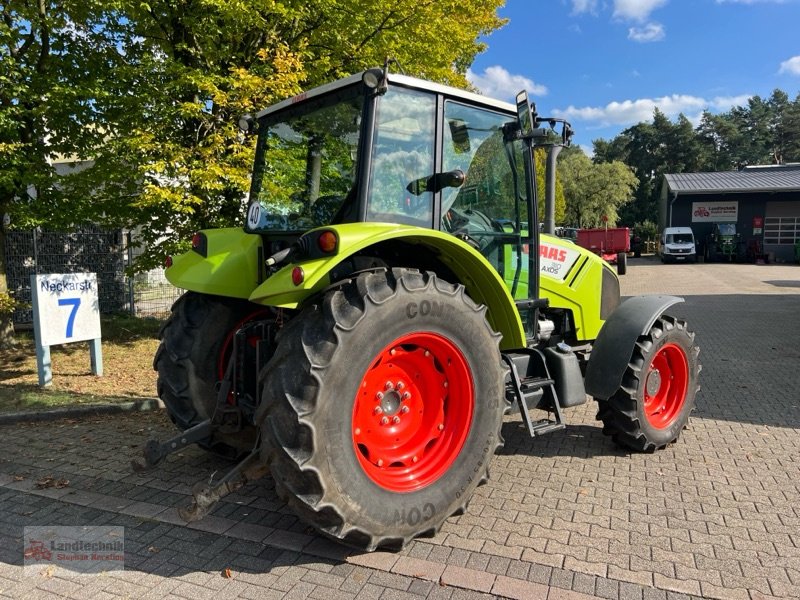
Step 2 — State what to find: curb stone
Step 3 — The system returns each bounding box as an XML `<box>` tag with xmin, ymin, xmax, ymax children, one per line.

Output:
<box><xmin>0</xmin><ymin>397</ymin><xmax>164</xmax><ymax>425</ymax></box>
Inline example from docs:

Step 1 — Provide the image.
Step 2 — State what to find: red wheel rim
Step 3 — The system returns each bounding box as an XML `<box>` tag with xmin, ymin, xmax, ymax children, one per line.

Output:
<box><xmin>352</xmin><ymin>332</ymin><xmax>474</xmax><ymax>493</ymax></box>
<box><xmin>643</xmin><ymin>342</ymin><xmax>689</xmax><ymax>429</ymax></box>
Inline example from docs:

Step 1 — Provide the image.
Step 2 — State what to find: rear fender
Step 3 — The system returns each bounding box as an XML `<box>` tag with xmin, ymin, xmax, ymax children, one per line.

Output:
<box><xmin>249</xmin><ymin>223</ymin><xmax>526</xmax><ymax>349</ymax></box>
<box><xmin>584</xmin><ymin>295</ymin><xmax>684</xmax><ymax>400</ymax></box>
<box><xmin>165</xmin><ymin>228</ymin><xmax>262</xmax><ymax>299</ymax></box>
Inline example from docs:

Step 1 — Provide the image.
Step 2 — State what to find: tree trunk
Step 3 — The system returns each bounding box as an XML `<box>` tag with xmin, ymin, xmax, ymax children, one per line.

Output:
<box><xmin>0</xmin><ymin>225</ymin><xmax>16</xmax><ymax>348</ymax></box>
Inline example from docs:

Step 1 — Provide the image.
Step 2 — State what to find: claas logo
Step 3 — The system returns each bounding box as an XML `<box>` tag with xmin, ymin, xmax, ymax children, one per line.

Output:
<box><xmin>539</xmin><ymin>244</ymin><xmax>568</xmax><ymax>263</ymax></box>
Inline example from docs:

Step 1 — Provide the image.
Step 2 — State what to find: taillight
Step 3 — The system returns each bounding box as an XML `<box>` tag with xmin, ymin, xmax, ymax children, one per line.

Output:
<box><xmin>165</xmin><ymin>256</ymin><xmax>173</xmax><ymax>268</ymax></box>
<box><xmin>291</xmin><ymin>266</ymin><xmax>305</xmax><ymax>286</ymax></box>
<box><xmin>191</xmin><ymin>232</ymin><xmax>208</xmax><ymax>257</ymax></box>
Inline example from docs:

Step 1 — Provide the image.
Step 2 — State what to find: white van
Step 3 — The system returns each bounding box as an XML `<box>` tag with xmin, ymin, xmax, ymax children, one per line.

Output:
<box><xmin>659</xmin><ymin>227</ymin><xmax>696</xmax><ymax>263</ymax></box>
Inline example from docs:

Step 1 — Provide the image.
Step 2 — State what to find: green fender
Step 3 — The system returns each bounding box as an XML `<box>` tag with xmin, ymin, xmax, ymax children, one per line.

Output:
<box><xmin>165</xmin><ymin>224</ymin><xmax>525</xmax><ymax>349</ymax></box>
<box><xmin>165</xmin><ymin>228</ymin><xmax>263</xmax><ymax>299</ymax></box>
<box><xmin>249</xmin><ymin>223</ymin><xmax>526</xmax><ymax>349</ymax></box>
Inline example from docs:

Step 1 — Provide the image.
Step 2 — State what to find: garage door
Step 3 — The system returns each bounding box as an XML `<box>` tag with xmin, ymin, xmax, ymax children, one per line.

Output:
<box><xmin>764</xmin><ymin>200</ymin><xmax>800</xmax><ymax>261</ymax></box>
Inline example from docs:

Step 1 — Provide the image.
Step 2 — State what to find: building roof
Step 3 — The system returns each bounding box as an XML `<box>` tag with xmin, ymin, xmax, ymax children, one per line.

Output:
<box><xmin>664</xmin><ymin>168</ymin><xmax>800</xmax><ymax>195</ymax></box>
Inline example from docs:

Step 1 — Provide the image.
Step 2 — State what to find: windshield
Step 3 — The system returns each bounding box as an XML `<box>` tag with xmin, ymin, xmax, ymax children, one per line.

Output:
<box><xmin>717</xmin><ymin>223</ymin><xmax>736</xmax><ymax>235</ymax></box>
<box><xmin>246</xmin><ymin>85</ymin><xmax>364</xmax><ymax>232</ymax></box>
<box><xmin>666</xmin><ymin>233</ymin><xmax>693</xmax><ymax>244</ymax></box>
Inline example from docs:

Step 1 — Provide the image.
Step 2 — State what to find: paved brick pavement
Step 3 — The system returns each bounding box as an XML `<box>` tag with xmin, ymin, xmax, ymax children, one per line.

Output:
<box><xmin>0</xmin><ymin>257</ymin><xmax>798</xmax><ymax>599</ymax></box>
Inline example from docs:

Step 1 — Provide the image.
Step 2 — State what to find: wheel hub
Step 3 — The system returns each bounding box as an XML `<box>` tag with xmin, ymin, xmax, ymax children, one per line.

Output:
<box><xmin>380</xmin><ymin>388</ymin><xmax>403</xmax><ymax>416</ymax></box>
<box><xmin>645</xmin><ymin>369</ymin><xmax>662</xmax><ymax>396</ymax></box>
<box><xmin>352</xmin><ymin>332</ymin><xmax>473</xmax><ymax>492</ymax></box>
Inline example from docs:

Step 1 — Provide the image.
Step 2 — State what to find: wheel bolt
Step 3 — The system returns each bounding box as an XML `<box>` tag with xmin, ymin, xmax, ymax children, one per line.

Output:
<box><xmin>376</xmin><ymin>391</ymin><xmax>384</xmax><ymax>401</ymax></box>
<box><xmin>424</xmin><ymin>350</ymin><xmax>430</xmax><ymax>357</ymax></box>
<box><xmin>443</xmin><ymin>381</ymin><xmax>448</xmax><ymax>388</ymax></box>
<box><xmin>438</xmin><ymin>423</ymin><xmax>444</xmax><ymax>431</ymax></box>
<box><xmin>380</xmin><ymin>416</ymin><xmax>389</xmax><ymax>425</ymax></box>
<box><xmin>354</xmin><ymin>428</ymin><xmax>361</xmax><ymax>435</ymax></box>
<box><xmin>377</xmin><ymin>459</ymin><xmax>384</xmax><ymax>467</ymax></box>
<box><xmin>402</xmin><ymin>391</ymin><xmax>411</xmax><ymax>401</ymax></box>
<box><xmin>390</xmin><ymin>348</ymin><xmax>396</xmax><ymax>355</ymax></box>
<box><xmin>374</xmin><ymin>406</ymin><xmax>383</xmax><ymax>415</ymax></box>
<box><xmin>385</xmin><ymin>381</ymin><xmax>394</xmax><ymax>390</ymax></box>
<box><xmin>412</xmin><ymin>456</ymin><xmax>418</xmax><ymax>463</ymax></box>
<box><xmin>392</xmin><ymin>416</ymin><xmax>401</xmax><ymax>424</ymax></box>
<box><xmin>401</xmin><ymin>406</ymin><xmax>410</xmax><ymax>414</ymax></box>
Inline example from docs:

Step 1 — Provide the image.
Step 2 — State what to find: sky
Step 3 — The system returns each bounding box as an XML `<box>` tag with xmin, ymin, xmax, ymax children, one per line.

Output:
<box><xmin>466</xmin><ymin>0</ymin><xmax>800</xmax><ymax>153</ymax></box>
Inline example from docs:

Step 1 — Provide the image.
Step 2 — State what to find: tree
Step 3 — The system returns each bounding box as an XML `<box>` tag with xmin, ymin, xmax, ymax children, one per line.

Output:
<box><xmin>77</xmin><ymin>0</ymin><xmax>507</xmax><ymax>270</ymax></box>
<box><xmin>558</xmin><ymin>149</ymin><xmax>638</xmax><ymax>228</ymax></box>
<box><xmin>0</xmin><ymin>0</ymin><xmax>506</xmax><ymax>345</ymax></box>
<box><xmin>0</xmin><ymin>0</ymin><xmax>121</xmax><ymax>346</ymax></box>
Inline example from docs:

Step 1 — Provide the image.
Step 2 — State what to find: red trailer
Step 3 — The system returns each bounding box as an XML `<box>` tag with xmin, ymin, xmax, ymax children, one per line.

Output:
<box><xmin>576</xmin><ymin>227</ymin><xmax>630</xmax><ymax>274</ymax></box>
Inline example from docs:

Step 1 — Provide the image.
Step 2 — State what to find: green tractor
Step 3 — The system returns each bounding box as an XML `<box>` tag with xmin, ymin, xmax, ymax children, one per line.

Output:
<box><xmin>138</xmin><ymin>66</ymin><xmax>701</xmax><ymax>551</ymax></box>
<box><xmin>704</xmin><ymin>222</ymin><xmax>745</xmax><ymax>262</ymax></box>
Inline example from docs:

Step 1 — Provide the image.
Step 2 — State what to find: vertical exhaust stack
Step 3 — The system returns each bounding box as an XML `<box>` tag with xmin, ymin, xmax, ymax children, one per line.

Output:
<box><xmin>544</xmin><ymin>145</ymin><xmax>561</xmax><ymax>235</ymax></box>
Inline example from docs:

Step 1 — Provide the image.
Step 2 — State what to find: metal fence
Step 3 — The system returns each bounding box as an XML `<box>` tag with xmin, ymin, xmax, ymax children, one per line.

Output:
<box><xmin>5</xmin><ymin>229</ymin><xmax>182</xmax><ymax>325</ymax></box>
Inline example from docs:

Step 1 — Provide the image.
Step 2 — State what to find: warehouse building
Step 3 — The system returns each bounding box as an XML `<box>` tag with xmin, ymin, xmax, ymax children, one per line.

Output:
<box><xmin>660</xmin><ymin>164</ymin><xmax>800</xmax><ymax>262</ymax></box>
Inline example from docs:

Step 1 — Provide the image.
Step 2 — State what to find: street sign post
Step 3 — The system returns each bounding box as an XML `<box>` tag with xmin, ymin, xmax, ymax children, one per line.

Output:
<box><xmin>30</xmin><ymin>273</ymin><xmax>103</xmax><ymax>386</ymax></box>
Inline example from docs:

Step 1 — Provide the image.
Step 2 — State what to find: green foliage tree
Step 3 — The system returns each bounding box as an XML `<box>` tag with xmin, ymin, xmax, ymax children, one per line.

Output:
<box><xmin>0</xmin><ymin>0</ymin><xmax>506</xmax><ymax>345</ymax></box>
<box><xmin>558</xmin><ymin>149</ymin><xmax>638</xmax><ymax>228</ymax></box>
<box><xmin>0</xmin><ymin>0</ymin><xmax>123</xmax><ymax>346</ymax></box>
<box><xmin>80</xmin><ymin>0</ymin><xmax>507</xmax><ymax>270</ymax></box>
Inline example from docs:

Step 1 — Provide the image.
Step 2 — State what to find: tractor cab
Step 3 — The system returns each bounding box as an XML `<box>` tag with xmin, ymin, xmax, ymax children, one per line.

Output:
<box><xmin>241</xmin><ymin>67</ymin><xmax>599</xmax><ymax>343</ymax></box>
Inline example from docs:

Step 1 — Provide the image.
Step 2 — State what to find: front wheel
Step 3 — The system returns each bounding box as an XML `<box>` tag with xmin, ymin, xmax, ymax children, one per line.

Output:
<box><xmin>595</xmin><ymin>315</ymin><xmax>700</xmax><ymax>452</ymax></box>
<box><xmin>257</xmin><ymin>269</ymin><xmax>506</xmax><ymax>551</ymax></box>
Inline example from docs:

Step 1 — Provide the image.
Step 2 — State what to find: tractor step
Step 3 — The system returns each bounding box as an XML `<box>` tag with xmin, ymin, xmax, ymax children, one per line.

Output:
<box><xmin>528</xmin><ymin>419</ymin><xmax>566</xmax><ymax>436</ymax></box>
<box><xmin>502</xmin><ymin>350</ymin><xmax>565</xmax><ymax>438</ymax></box>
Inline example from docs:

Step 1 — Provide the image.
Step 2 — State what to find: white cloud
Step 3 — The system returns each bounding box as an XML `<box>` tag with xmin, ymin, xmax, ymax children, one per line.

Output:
<box><xmin>779</xmin><ymin>55</ymin><xmax>800</xmax><ymax>75</ymax></box>
<box><xmin>613</xmin><ymin>0</ymin><xmax>668</xmax><ymax>22</ymax></box>
<box><xmin>553</xmin><ymin>93</ymin><xmax>752</xmax><ymax>128</ymax></box>
<box><xmin>571</xmin><ymin>0</ymin><xmax>599</xmax><ymax>15</ymax></box>
<box><xmin>466</xmin><ymin>66</ymin><xmax>548</xmax><ymax>101</ymax></box>
<box><xmin>628</xmin><ymin>22</ymin><xmax>665</xmax><ymax>42</ymax></box>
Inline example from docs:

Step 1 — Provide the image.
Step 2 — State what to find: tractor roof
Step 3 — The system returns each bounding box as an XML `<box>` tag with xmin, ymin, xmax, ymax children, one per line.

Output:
<box><xmin>255</xmin><ymin>70</ymin><xmax>516</xmax><ymax>120</ymax></box>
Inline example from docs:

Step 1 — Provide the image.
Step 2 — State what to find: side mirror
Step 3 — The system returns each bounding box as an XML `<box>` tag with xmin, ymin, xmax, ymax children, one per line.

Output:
<box><xmin>406</xmin><ymin>170</ymin><xmax>465</xmax><ymax>196</ymax></box>
<box><xmin>515</xmin><ymin>91</ymin><xmax>535</xmax><ymax>137</ymax></box>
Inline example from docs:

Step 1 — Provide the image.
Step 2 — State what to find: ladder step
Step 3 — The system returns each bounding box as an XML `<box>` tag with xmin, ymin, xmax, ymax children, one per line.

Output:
<box><xmin>529</xmin><ymin>420</ymin><xmax>566</xmax><ymax>436</ymax></box>
<box><xmin>519</xmin><ymin>377</ymin><xmax>554</xmax><ymax>390</ymax></box>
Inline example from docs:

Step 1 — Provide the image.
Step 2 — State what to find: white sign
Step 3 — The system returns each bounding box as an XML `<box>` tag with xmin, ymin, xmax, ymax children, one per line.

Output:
<box><xmin>31</xmin><ymin>273</ymin><xmax>103</xmax><ymax>386</ymax></box>
<box><xmin>33</xmin><ymin>273</ymin><xmax>101</xmax><ymax>345</ymax></box>
<box><xmin>539</xmin><ymin>241</ymin><xmax>582</xmax><ymax>281</ymax></box>
<box><xmin>692</xmin><ymin>201</ymin><xmax>738</xmax><ymax>223</ymax></box>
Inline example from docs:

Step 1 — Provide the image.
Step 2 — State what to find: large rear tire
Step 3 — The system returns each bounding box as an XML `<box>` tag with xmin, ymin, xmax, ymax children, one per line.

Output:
<box><xmin>257</xmin><ymin>269</ymin><xmax>506</xmax><ymax>551</ymax></box>
<box><xmin>595</xmin><ymin>315</ymin><xmax>700</xmax><ymax>452</ymax></box>
<box><xmin>154</xmin><ymin>292</ymin><xmax>264</xmax><ymax>455</ymax></box>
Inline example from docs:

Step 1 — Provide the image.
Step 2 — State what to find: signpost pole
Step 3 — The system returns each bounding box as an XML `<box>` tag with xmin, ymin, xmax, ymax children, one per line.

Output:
<box><xmin>30</xmin><ymin>274</ymin><xmax>53</xmax><ymax>386</ymax></box>
<box><xmin>89</xmin><ymin>339</ymin><xmax>103</xmax><ymax>376</ymax></box>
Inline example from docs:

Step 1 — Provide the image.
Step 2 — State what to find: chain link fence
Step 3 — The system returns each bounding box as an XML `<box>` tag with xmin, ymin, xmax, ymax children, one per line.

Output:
<box><xmin>5</xmin><ymin>228</ymin><xmax>183</xmax><ymax>325</ymax></box>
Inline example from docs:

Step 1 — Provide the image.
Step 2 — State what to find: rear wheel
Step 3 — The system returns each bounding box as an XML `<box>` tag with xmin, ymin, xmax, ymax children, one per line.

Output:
<box><xmin>257</xmin><ymin>268</ymin><xmax>506</xmax><ymax>551</ymax></box>
<box><xmin>154</xmin><ymin>292</ymin><xmax>263</xmax><ymax>456</ymax></box>
<box><xmin>595</xmin><ymin>315</ymin><xmax>700</xmax><ymax>452</ymax></box>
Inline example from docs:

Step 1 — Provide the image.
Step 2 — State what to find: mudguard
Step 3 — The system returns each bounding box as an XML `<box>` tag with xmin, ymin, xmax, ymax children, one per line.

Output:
<box><xmin>250</xmin><ymin>223</ymin><xmax>526</xmax><ymax>349</ymax></box>
<box><xmin>584</xmin><ymin>295</ymin><xmax>684</xmax><ymax>400</ymax></box>
<box><xmin>165</xmin><ymin>228</ymin><xmax>263</xmax><ymax>299</ymax></box>
<box><xmin>166</xmin><ymin>223</ymin><xmax>526</xmax><ymax>349</ymax></box>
